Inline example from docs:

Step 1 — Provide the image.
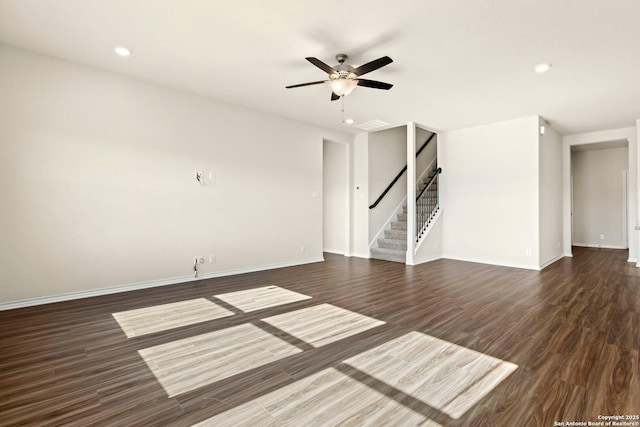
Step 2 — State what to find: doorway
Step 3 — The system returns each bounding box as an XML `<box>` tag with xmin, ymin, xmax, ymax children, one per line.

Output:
<box><xmin>570</xmin><ymin>140</ymin><xmax>629</xmax><ymax>250</ymax></box>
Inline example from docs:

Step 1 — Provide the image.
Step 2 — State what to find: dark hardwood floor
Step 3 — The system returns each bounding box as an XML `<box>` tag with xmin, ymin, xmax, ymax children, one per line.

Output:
<box><xmin>1</xmin><ymin>247</ymin><xmax>638</xmax><ymax>426</ymax></box>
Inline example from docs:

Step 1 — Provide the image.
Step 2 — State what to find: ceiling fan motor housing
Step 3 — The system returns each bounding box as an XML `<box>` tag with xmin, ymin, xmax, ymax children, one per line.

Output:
<box><xmin>332</xmin><ymin>54</ymin><xmax>355</xmax><ymax>80</ymax></box>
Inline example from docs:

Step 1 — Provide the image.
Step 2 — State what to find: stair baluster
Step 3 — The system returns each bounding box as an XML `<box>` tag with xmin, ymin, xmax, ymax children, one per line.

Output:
<box><xmin>415</xmin><ymin>166</ymin><xmax>441</xmax><ymax>243</ymax></box>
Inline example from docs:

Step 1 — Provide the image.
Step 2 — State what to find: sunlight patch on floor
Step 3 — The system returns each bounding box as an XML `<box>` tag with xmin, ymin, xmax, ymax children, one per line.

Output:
<box><xmin>214</xmin><ymin>285</ymin><xmax>311</xmax><ymax>312</ymax></box>
<box><xmin>112</xmin><ymin>298</ymin><xmax>234</xmax><ymax>337</ymax></box>
<box><xmin>191</xmin><ymin>367</ymin><xmax>442</xmax><ymax>427</ymax></box>
<box><xmin>138</xmin><ymin>323</ymin><xmax>301</xmax><ymax>397</ymax></box>
<box><xmin>344</xmin><ymin>331</ymin><xmax>518</xmax><ymax>419</ymax></box>
<box><xmin>261</xmin><ymin>303</ymin><xmax>385</xmax><ymax>347</ymax></box>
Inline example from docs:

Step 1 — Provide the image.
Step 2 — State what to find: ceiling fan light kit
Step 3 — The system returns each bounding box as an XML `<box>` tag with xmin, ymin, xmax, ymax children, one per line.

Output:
<box><xmin>286</xmin><ymin>54</ymin><xmax>393</xmax><ymax>101</ymax></box>
<box><xmin>327</xmin><ymin>75</ymin><xmax>357</xmax><ymax>96</ymax></box>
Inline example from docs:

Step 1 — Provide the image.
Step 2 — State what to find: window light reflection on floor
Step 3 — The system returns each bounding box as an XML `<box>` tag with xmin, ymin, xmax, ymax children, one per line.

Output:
<box><xmin>344</xmin><ymin>331</ymin><xmax>518</xmax><ymax>419</ymax></box>
<box><xmin>131</xmin><ymin>298</ymin><xmax>514</xmax><ymax>422</ymax></box>
<box><xmin>213</xmin><ymin>285</ymin><xmax>311</xmax><ymax>313</ymax></box>
<box><xmin>191</xmin><ymin>367</ymin><xmax>443</xmax><ymax>427</ymax></box>
<box><xmin>189</xmin><ymin>330</ymin><xmax>517</xmax><ymax>425</ymax></box>
<box><xmin>261</xmin><ymin>303</ymin><xmax>386</xmax><ymax>347</ymax></box>
<box><xmin>112</xmin><ymin>298</ymin><xmax>234</xmax><ymax>338</ymax></box>
<box><xmin>138</xmin><ymin>323</ymin><xmax>301</xmax><ymax>397</ymax></box>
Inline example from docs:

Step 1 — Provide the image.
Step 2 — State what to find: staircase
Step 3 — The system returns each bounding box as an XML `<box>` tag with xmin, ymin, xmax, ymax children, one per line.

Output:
<box><xmin>370</xmin><ymin>206</ymin><xmax>408</xmax><ymax>262</ymax></box>
<box><xmin>370</xmin><ymin>165</ymin><xmax>439</xmax><ymax>263</ymax></box>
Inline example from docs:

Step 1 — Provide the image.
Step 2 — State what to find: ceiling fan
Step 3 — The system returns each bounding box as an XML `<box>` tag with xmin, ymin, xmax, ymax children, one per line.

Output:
<box><xmin>286</xmin><ymin>54</ymin><xmax>393</xmax><ymax>101</ymax></box>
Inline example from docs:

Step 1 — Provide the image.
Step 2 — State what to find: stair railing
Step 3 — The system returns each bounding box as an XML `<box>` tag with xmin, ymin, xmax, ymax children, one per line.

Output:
<box><xmin>416</xmin><ymin>167</ymin><xmax>442</xmax><ymax>242</ymax></box>
<box><xmin>369</xmin><ymin>133</ymin><xmax>436</xmax><ymax>209</ymax></box>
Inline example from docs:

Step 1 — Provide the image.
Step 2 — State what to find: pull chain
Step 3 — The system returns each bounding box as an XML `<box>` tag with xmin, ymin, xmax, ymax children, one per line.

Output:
<box><xmin>340</xmin><ymin>95</ymin><xmax>353</xmax><ymax>125</ymax></box>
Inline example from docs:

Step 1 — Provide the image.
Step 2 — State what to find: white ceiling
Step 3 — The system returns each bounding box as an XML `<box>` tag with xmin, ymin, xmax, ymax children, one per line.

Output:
<box><xmin>1</xmin><ymin>0</ymin><xmax>640</xmax><ymax>135</ymax></box>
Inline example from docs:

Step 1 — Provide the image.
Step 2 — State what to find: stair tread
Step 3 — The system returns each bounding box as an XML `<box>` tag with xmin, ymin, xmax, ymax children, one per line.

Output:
<box><xmin>370</xmin><ymin>247</ymin><xmax>407</xmax><ymax>263</ymax></box>
<box><xmin>377</xmin><ymin>237</ymin><xmax>407</xmax><ymax>250</ymax></box>
<box><xmin>371</xmin><ymin>247</ymin><xmax>406</xmax><ymax>255</ymax></box>
<box><xmin>384</xmin><ymin>234</ymin><xmax>407</xmax><ymax>240</ymax></box>
<box><xmin>378</xmin><ymin>237</ymin><xmax>406</xmax><ymax>243</ymax></box>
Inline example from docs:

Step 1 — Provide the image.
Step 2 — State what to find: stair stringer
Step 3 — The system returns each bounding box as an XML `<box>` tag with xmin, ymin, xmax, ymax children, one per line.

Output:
<box><xmin>368</xmin><ymin>195</ymin><xmax>407</xmax><ymax>250</ymax></box>
<box><xmin>410</xmin><ymin>208</ymin><xmax>443</xmax><ymax>265</ymax></box>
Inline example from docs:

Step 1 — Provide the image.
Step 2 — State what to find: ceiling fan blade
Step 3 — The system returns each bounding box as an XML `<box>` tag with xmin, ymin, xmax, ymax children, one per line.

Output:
<box><xmin>331</xmin><ymin>92</ymin><xmax>340</xmax><ymax>101</ymax></box>
<box><xmin>306</xmin><ymin>57</ymin><xmax>337</xmax><ymax>74</ymax></box>
<box><xmin>352</xmin><ymin>56</ymin><xmax>393</xmax><ymax>76</ymax></box>
<box><xmin>356</xmin><ymin>79</ymin><xmax>393</xmax><ymax>90</ymax></box>
<box><xmin>286</xmin><ymin>80</ymin><xmax>328</xmax><ymax>89</ymax></box>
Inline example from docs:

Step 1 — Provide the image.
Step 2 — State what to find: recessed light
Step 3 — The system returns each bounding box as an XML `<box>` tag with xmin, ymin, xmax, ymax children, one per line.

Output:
<box><xmin>534</xmin><ymin>63</ymin><xmax>551</xmax><ymax>73</ymax></box>
<box><xmin>114</xmin><ymin>46</ymin><xmax>132</xmax><ymax>57</ymax></box>
<box><xmin>344</xmin><ymin>118</ymin><xmax>354</xmax><ymax>125</ymax></box>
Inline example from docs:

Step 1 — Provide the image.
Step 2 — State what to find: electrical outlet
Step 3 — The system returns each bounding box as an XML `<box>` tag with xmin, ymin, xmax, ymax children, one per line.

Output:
<box><xmin>301</xmin><ymin>245</ymin><xmax>305</xmax><ymax>253</ymax></box>
<box><xmin>525</xmin><ymin>249</ymin><xmax>532</xmax><ymax>256</ymax></box>
<box><xmin>600</xmin><ymin>234</ymin><xmax>605</xmax><ymax>240</ymax></box>
<box><xmin>209</xmin><ymin>254</ymin><xmax>216</xmax><ymax>264</ymax></box>
<box><xmin>194</xmin><ymin>256</ymin><xmax>204</xmax><ymax>264</ymax></box>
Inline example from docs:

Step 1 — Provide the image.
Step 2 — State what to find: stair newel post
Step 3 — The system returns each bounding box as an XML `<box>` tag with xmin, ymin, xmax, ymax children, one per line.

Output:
<box><xmin>406</xmin><ymin>122</ymin><xmax>416</xmax><ymax>265</ymax></box>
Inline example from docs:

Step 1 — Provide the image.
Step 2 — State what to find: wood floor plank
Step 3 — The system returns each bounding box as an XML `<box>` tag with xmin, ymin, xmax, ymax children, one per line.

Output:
<box><xmin>587</xmin><ymin>344</ymin><xmax>640</xmax><ymax>416</ymax></box>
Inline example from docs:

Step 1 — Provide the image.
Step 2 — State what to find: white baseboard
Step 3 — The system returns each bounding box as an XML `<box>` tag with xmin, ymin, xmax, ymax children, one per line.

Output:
<box><xmin>628</xmin><ymin>257</ymin><xmax>637</xmax><ymax>263</ymax></box>
<box><xmin>345</xmin><ymin>251</ymin><xmax>370</xmax><ymax>259</ymax></box>
<box><xmin>539</xmin><ymin>254</ymin><xmax>564</xmax><ymax>270</ymax></box>
<box><xmin>409</xmin><ymin>254</ymin><xmax>442</xmax><ymax>266</ymax></box>
<box><xmin>323</xmin><ymin>249</ymin><xmax>346</xmax><ymax>255</ymax></box>
<box><xmin>563</xmin><ymin>252</ymin><xmax>574</xmax><ymax>257</ymax></box>
<box><xmin>573</xmin><ymin>243</ymin><xmax>627</xmax><ymax>250</ymax></box>
<box><xmin>441</xmin><ymin>254</ymin><xmax>540</xmax><ymax>271</ymax></box>
<box><xmin>0</xmin><ymin>257</ymin><xmax>325</xmax><ymax>312</ymax></box>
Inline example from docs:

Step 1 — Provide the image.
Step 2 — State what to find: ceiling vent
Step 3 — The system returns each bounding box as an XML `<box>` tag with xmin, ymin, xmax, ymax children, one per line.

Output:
<box><xmin>353</xmin><ymin>119</ymin><xmax>391</xmax><ymax>131</ymax></box>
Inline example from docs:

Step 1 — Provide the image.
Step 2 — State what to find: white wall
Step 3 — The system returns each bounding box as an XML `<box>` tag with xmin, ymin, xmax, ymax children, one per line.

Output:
<box><xmin>571</xmin><ymin>146</ymin><xmax>628</xmax><ymax>248</ymax></box>
<box><xmin>441</xmin><ymin>116</ymin><xmax>540</xmax><ymax>269</ymax></box>
<box><xmin>349</xmin><ymin>133</ymin><xmax>369</xmax><ymax>257</ymax></box>
<box><xmin>323</xmin><ymin>140</ymin><xmax>349</xmax><ymax>254</ymax></box>
<box><xmin>0</xmin><ymin>45</ymin><xmax>350</xmax><ymax>304</ymax></box>
<box><xmin>368</xmin><ymin>126</ymin><xmax>407</xmax><ymax>244</ymax></box>
<box><xmin>538</xmin><ymin>120</ymin><xmax>564</xmax><ymax>267</ymax></box>
<box><xmin>563</xmin><ymin>127</ymin><xmax>637</xmax><ymax>262</ymax></box>
<box><xmin>416</xmin><ymin>126</ymin><xmax>437</xmax><ymax>180</ymax></box>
